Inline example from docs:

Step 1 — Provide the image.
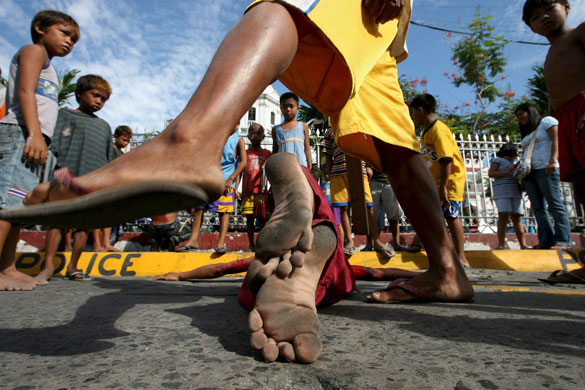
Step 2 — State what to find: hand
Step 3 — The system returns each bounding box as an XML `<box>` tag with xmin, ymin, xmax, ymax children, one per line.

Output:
<box><xmin>23</xmin><ymin>132</ymin><xmax>48</xmax><ymax>167</ymax></box>
<box><xmin>153</xmin><ymin>272</ymin><xmax>181</xmax><ymax>281</ymax></box>
<box><xmin>362</xmin><ymin>0</ymin><xmax>404</xmax><ymax>24</ymax></box>
<box><xmin>545</xmin><ymin>162</ymin><xmax>556</xmax><ymax>175</ymax></box>
<box><xmin>224</xmin><ymin>178</ymin><xmax>234</xmax><ymax>194</ymax></box>
<box><xmin>439</xmin><ymin>187</ymin><xmax>449</xmax><ymax>208</ymax></box>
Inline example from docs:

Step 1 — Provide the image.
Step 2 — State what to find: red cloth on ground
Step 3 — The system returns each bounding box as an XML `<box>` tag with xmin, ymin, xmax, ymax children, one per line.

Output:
<box><xmin>238</xmin><ymin>165</ymin><xmax>355</xmax><ymax>310</ymax></box>
<box><xmin>554</xmin><ymin>93</ymin><xmax>585</xmax><ymax>181</ymax></box>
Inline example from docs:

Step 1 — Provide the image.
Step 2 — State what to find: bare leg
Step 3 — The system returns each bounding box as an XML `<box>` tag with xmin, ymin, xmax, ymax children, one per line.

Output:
<box><xmin>496</xmin><ymin>212</ymin><xmax>510</xmax><ymax>249</ymax></box>
<box><xmin>0</xmin><ymin>221</ymin><xmax>35</xmax><ymax>291</ymax></box>
<box><xmin>510</xmin><ymin>213</ymin><xmax>528</xmax><ymax>249</ymax></box>
<box><xmin>339</xmin><ymin>206</ymin><xmax>354</xmax><ymax>251</ymax></box>
<box><xmin>370</xmin><ymin>142</ymin><xmax>473</xmax><ymax>302</ymax></box>
<box><xmin>183</xmin><ymin>209</ymin><xmax>203</xmax><ymax>249</ymax></box>
<box><xmin>102</xmin><ymin>227</ymin><xmax>119</xmax><ymax>251</ymax></box>
<box><xmin>64</xmin><ymin>229</ymin><xmax>73</xmax><ymax>251</ymax></box>
<box><xmin>92</xmin><ymin>229</ymin><xmax>105</xmax><ymax>252</ymax></box>
<box><xmin>246</xmin><ymin>216</ymin><xmax>256</xmax><ymax>250</ymax></box>
<box><xmin>35</xmin><ymin>227</ymin><xmax>61</xmax><ymax>282</ymax></box>
<box><xmin>67</xmin><ymin>231</ymin><xmax>88</xmax><ymax>275</ymax></box>
<box><xmin>25</xmin><ymin>3</ymin><xmax>299</xmax><ymax>209</ymax></box>
<box><xmin>367</xmin><ymin>205</ymin><xmax>393</xmax><ymax>257</ymax></box>
<box><xmin>446</xmin><ymin>217</ymin><xmax>470</xmax><ymax>267</ymax></box>
<box><xmin>216</xmin><ymin>212</ymin><xmax>229</xmax><ymax>250</ymax></box>
<box><xmin>389</xmin><ymin>220</ymin><xmax>401</xmax><ymax>246</ymax></box>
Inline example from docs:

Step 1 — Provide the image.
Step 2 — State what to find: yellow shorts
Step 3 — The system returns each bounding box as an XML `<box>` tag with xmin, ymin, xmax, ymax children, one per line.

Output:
<box><xmin>330</xmin><ymin>174</ymin><xmax>373</xmax><ymax>207</ymax></box>
<box><xmin>247</xmin><ymin>0</ymin><xmax>420</xmax><ymax>172</ymax></box>
<box><xmin>241</xmin><ymin>194</ymin><xmax>271</xmax><ymax>216</ymax></box>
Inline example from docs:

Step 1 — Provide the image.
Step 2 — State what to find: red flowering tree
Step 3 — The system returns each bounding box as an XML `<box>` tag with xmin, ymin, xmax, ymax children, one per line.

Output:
<box><xmin>448</xmin><ymin>13</ymin><xmax>509</xmax><ymax>134</ymax></box>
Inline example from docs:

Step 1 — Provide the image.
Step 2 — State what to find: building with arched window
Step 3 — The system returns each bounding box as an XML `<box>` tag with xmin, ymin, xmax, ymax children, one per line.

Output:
<box><xmin>238</xmin><ymin>85</ymin><xmax>281</xmax><ymax>148</ymax></box>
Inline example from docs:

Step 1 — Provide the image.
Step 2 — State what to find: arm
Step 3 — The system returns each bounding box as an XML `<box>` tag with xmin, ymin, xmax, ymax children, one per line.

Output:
<box><xmin>362</xmin><ymin>0</ymin><xmax>404</xmax><ymax>24</ymax></box>
<box><xmin>17</xmin><ymin>45</ymin><xmax>49</xmax><ymax>166</ymax></box>
<box><xmin>323</xmin><ymin>153</ymin><xmax>332</xmax><ymax>181</ymax></box>
<box><xmin>488</xmin><ymin>161</ymin><xmax>515</xmax><ymax>179</ymax></box>
<box><xmin>303</xmin><ymin>122</ymin><xmax>312</xmax><ymax>170</ymax></box>
<box><xmin>271</xmin><ymin>127</ymin><xmax>278</xmax><ymax>153</ymax></box>
<box><xmin>228</xmin><ymin>138</ymin><xmax>247</xmax><ymax>197</ymax></box>
<box><xmin>439</xmin><ymin>158</ymin><xmax>452</xmax><ymax>207</ymax></box>
<box><xmin>546</xmin><ymin>125</ymin><xmax>559</xmax><ymax>174</ymax></box>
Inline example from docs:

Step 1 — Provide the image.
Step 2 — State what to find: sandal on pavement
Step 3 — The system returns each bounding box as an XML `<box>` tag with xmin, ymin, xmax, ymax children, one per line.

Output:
<box><xmin>374</xmin><ymin>244</ymin><xmax>396</xmax><ymax>259</ymax></box>
<box><xmin>214</xmin><ymin>246</ymin><xmax>227</xmax><ymax>254</ymax></box>
<box><xmin>343</xmin><ymin>245</ymin><xmax>355</xmax><ymax>256</ymax></box>
<box><xmin>538</xmin><ymin>270</ymin><xmax>585</xmax><ymax>285</ymax></box>
<box><xmin>66</xmin><ymin>271</ymin><xmax>92</xmax><ymax>281</ymax></box>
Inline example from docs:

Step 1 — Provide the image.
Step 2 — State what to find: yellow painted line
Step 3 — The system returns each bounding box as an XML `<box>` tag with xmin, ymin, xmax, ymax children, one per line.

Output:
<box><xmin>473</xmin><ymin>284</ymin><xmax>585</xmax><ymax>297</ymax></box>
<box><xmin>14</xmin><ymin>249</ymin><xmax>585</xmax><ymax>277</ymax></box>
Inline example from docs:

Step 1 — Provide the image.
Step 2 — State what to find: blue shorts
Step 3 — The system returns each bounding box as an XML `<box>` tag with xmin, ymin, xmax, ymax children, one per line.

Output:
<box><xmin>442</xmin><ymin>200</ymin><xmax>461</xmax><ymax>219</ymax></box>
<box><xmin>0</xmin><ymin>123</ymin><xmax>43</xmax><ymax>209</ymax></box>
<box><xmin>494</xmin><ymin>198</ymin><xmax>523</xmax><ymax>215</ymax></box>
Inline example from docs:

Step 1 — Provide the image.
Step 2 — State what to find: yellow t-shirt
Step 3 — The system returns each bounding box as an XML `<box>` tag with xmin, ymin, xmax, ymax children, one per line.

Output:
<box><xmin>420</xmin><ymin>120</ymin><xmax>465</xmax><ymax>201</ymax></box>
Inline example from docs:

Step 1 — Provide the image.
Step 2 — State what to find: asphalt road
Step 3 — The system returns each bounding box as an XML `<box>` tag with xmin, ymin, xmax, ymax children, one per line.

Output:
<box><xmin>1</xmin><ymin>270</ymin><xmax>584</xmax><ymax>390</ymax></box>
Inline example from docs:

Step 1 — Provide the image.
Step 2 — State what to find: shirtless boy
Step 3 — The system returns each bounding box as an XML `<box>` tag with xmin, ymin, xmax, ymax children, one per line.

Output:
<box><xmin>523</xmin><ymin>0</ymin><xmax>585</xmax><ymax>284</ymax></box>
<box><xmin>11</xmin><ymin>1</ymin><xmax>473</xmax><ymax>361</ymax></box>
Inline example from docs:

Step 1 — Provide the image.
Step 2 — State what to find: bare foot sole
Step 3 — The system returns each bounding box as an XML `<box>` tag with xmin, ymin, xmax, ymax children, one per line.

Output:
<box><xmin>0</xmin><ymin>274</ymin><xmax>35</xmax><ymax>291</ymax></box>
<box><xmin>247</xmin><ymin>225</ymin><xmax>336</xmax><ymax>363</ymax></box>
<box><xmin>367</xmin><ymin>269</ymin><xmax>474</xmax><ymax>303</ymax></box>
<box><xmin>251</xmin><ymin>153</ymin><xmax>314</xmax><ymax>282</ymax></box>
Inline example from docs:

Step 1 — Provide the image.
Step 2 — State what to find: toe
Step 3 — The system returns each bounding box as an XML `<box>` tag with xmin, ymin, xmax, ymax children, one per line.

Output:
<box><xmin>248</xmin><ymin>309</ymin><xmax>263</xmax><ymax>332</ymax></box>
<box><xmin>276</xmin><ymin>252</ymin><xmax>292</xmax><ymax>278</ymax></box>
<box><xmin>293</xmin><ymin>333</ymin><xmax>322</xmax><ymax>363</ymax></box>
<box><xmin>250</xmin><ymin>330</ymin><xmax>268</xmax><ymax>350</ymax></box>
<box><xmin>278</xmin><ymin>342</ymin><xmax>296</xmax><ymax>362</ymax></box>
<box><xmin>258</xmin><ymin>257</ymin><xmax>280</xmax><ymax>280</ymax></box>
<box><xmin>262</xmin><ymin>338</ymin><xmax>279</xmax><ymax>362</ymax></box>
<box><xmin>297</xmin><ymin>227</ymin><xmax>313</xmax><ymax>253</ymax></box>
<box><xmin>289</xmin><ymin>250</ymin><xmax>305</xmax><ymax>269</ymax></box>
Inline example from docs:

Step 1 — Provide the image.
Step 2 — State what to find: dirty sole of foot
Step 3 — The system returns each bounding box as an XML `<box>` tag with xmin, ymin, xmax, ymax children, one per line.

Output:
<box><xmin>0</xmin><ymin>181</ymin><xmax>210</xmax><ymax>230</ymax></box>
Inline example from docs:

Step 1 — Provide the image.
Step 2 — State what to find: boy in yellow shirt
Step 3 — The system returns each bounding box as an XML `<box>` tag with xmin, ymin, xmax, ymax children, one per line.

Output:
<box><xmin>410</xmin><ymin>94</ymin><xmax>469</xmax><ymax>268</ymax></box>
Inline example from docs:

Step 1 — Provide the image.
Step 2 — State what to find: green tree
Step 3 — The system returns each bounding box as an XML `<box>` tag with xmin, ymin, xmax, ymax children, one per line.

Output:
<box><xmin>57</xmin><ymin>68</ymin><xmax>80</xmax><ymax>107</ymax></box>
<box><xmin>448</xmin><ymin>13</ymin><xmax>508</xmax><ymax>134</ymax></box>
<box><xmin>526</xmin><ymin>64</ymin><xmax>550</xmax><ymax>115</ymax></box>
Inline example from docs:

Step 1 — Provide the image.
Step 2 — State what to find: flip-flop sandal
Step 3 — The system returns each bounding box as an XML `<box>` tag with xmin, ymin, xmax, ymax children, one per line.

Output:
<box><xmin>366</xmin><ymin>278</ymin><xmax>436</xmax><ymax>303</ymax></box>
<box><xmin>374</xmin><ymin>244</ymin><xmax>396</xmax><ymax>259</ymax></box>
<box><xmin>214</xmin><ymin>246</ymin><xmax>227</xmax><ymax>254</ymax></box>
<box><xmin>0</xmin><ymin>168</ymin><xmax>214</xmax><ymax>230</ymax></box>
<box><xmin>538</xmin><ymin>270</ymin><xmax>585</xmax><ymax>285</ymax></box>
<box><xmin>343</xmin><ymin>245</ymin><xmax>355</xmax><ymax>256</ymax></box>
<box><xmin>66</xmin><ymin>271</ymin><xmax>92</xmax><ymax>281</ymax></box>
<box><xmin>175</xmin><ymin>245</ymin><xmax>199</xmax><ymax>252</ymax></box>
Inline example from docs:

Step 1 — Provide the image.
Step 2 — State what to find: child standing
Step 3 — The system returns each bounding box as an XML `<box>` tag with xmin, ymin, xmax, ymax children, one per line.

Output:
<box><xmin>92</xmin><ymin>125</ymin><xmax>133</xmax><ymax>252</ymax></box>
<box><xmin>488</xmin><ymin>143</ymin><xmax>528</xmax><ymax>249</ymax></box>
<box><xmin>523</xmin><ymin>0</ymin><xmax>585</xmax><ymax>282</ymax></box>
<box><xmin>272</xmin><ymin>92</ymin><xmax>312</xmax><ymax>169</ymax></box>
<box><xmin>37</xmin><ymin>75</ymin><xmax>113</xmax><ymax>281</ymax></box>
<box><xmin>322</xmin><ymin>128</ymin><xmax>394</xmax><ymax>258</ymax></box>
<box><xmin>179</xmin><ymin>125</ymin><xmax>247</xmax><ymax>253</ymax></box>
<box><xmin>0</xmin><ymin>10</ymin><xmax>79</xmax><ymax>290</ymax></box>
<box><xmin>241</xmin><ymin>123</ymin><xmax>271</xmax><ymax>251</ymax></box>
<box><xmin>410</xmin><ymin>94</ymin><xmax>470</xmax><ymax>268</ymax></box>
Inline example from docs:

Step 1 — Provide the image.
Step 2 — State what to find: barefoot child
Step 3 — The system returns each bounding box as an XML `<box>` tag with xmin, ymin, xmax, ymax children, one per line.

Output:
<box><xmin>12</xmin><ymin>0</ymin><xmax>473</xmax><ymax>362</ymax></box>
<box><xmin>37</xmin><ymin>75</ymin><xmax>113</xmax><ymax>282</ymax></box>
<box><xmin>523</xmin><ymin>0</ymin><xmax>585</xmax><ymax>283</ymax></box>
<box><xmin>0</xmin><ymin>10</ymin><xmax>79</xmax><ymax>290</ymax></box>
<box><xmin>272</xmin><ymin>92</ymin><xmax>312</xmax><ymax>169</ymax></box>
<box><xmin>92</xmin><ymin>125</ymin><xmax>133</xmax><ymax>252</ymax></box>
<box><xmin>179</xmin><ymin>125</ymin><xmax>247</xmax><ymax>253</ymax></box>
<box><xmin>241</xmin><ymin>123</ymin><xmax>271</xmax><ymax>251</ymax></box>
<box><xmin>488</xmin><ymin>143</ymin><xmax>528</xmax><ymax>249</ymax></box>
<box><xmin>409</xmin><ymin>93</ymin><xmax>470</xmax><ymax>268</ymax></box>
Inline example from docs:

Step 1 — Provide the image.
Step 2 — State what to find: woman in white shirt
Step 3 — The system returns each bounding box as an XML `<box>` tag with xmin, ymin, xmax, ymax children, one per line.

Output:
<box><xmin>515</xmin><ymin>103</ymin><xmax>571</xmax><ymax>249</ymax></box>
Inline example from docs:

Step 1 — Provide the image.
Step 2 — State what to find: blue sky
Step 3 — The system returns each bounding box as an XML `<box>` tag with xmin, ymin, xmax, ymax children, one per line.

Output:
<box><xmin>1</xmin><ymin>0</ymin><xmax>584</xmax><ymax>134</ymax></box>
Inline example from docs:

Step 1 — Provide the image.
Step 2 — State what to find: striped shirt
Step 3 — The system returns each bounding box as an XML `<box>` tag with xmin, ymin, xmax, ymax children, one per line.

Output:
<box><xmin>491</xmin><ymin>157</ymin><xmax>522</xmax><ymax>199</ymax></box>
<box><xmin>51</xmin><ymin>108</ymin><xmax>113</xmax><ymax>176</ymax></box>
<box><xmin>322</xmin><ymin>129</ymin><xmax>367</xmax><ymax>177</ymax></box>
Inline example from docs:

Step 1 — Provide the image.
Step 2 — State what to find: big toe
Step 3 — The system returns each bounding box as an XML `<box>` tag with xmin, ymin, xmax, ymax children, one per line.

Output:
<box><xmin>293</xmin><ymin>333</ymin><xmax>322</xmax><ymax>363</ymax></box>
